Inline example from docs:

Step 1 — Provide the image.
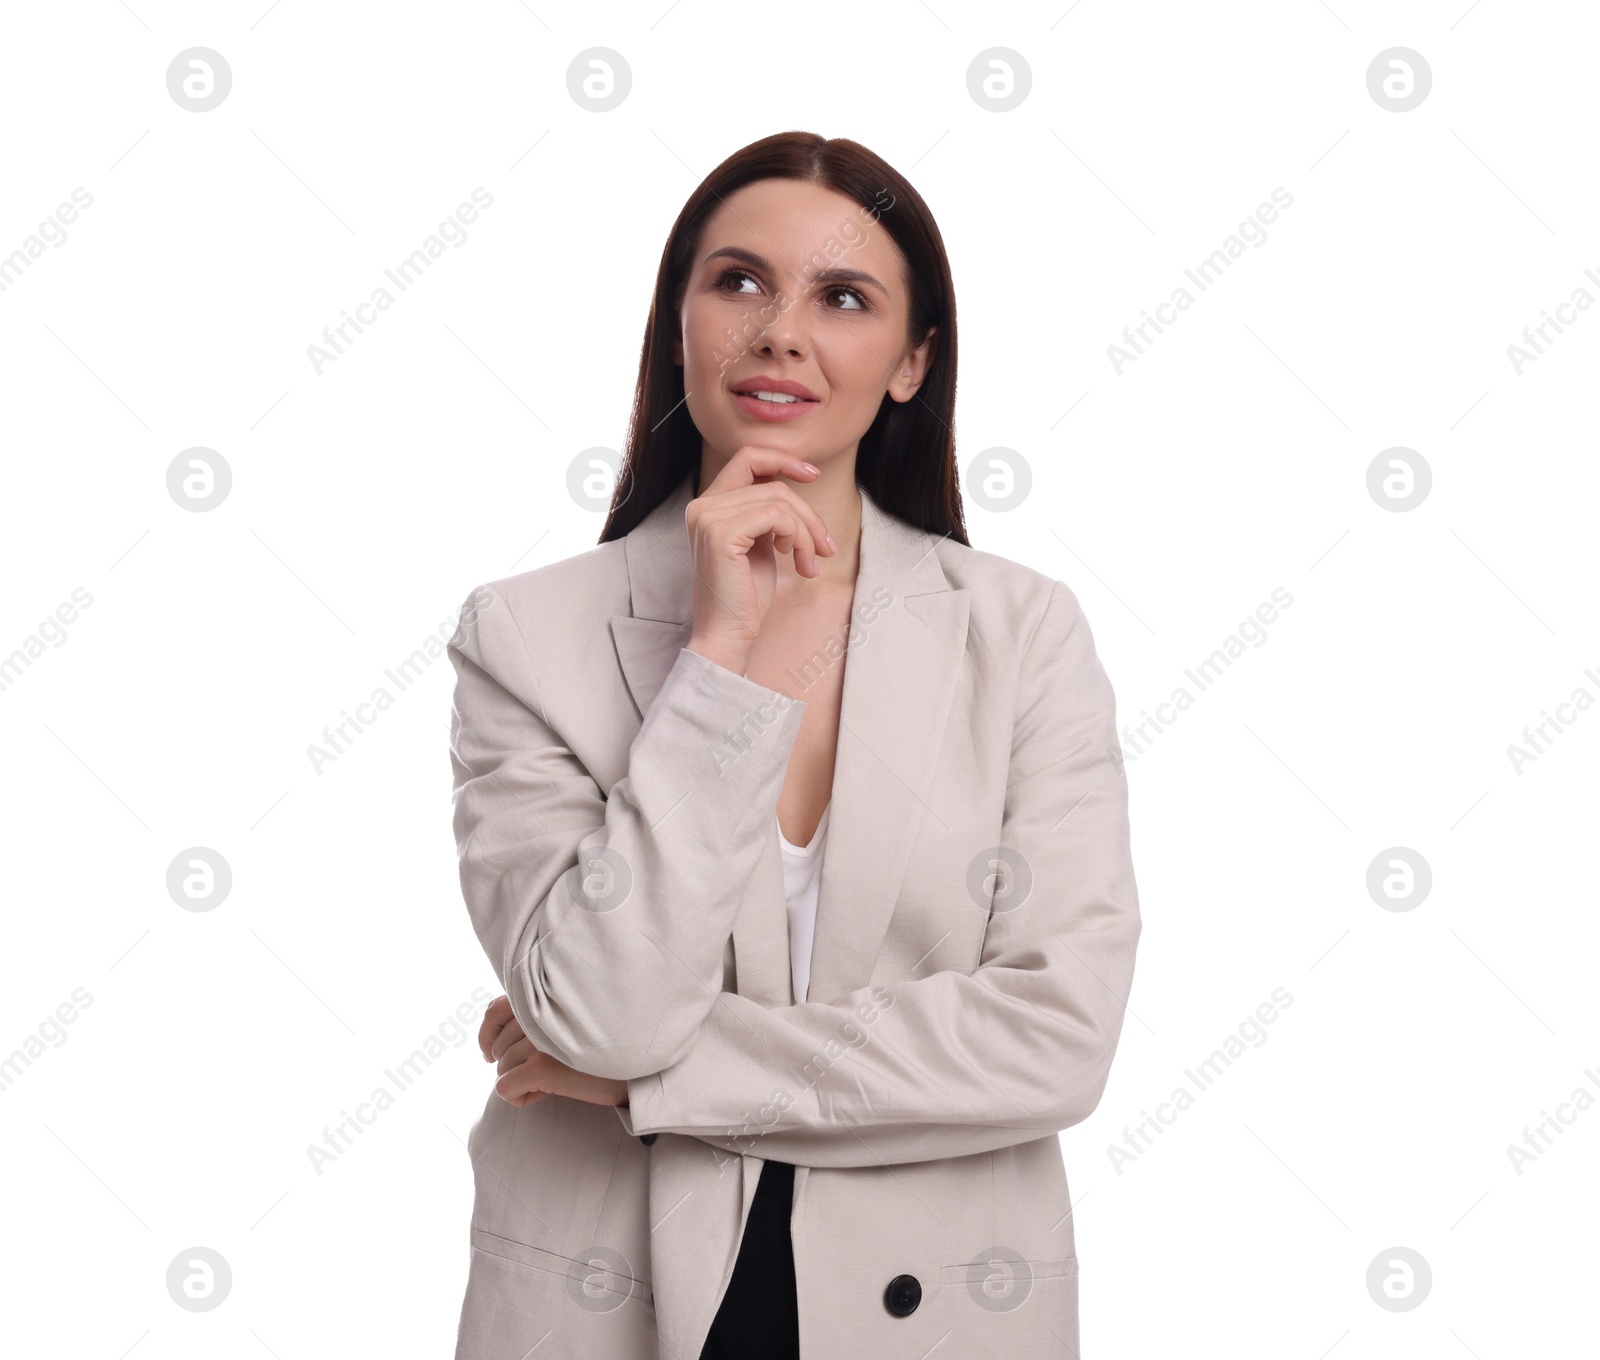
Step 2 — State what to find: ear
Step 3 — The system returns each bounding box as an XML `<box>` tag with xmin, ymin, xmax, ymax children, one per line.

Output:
<box><xmin>887</xmin><ymin>326</ymin><xmax>937</xmax><ymax>403</ymax></box>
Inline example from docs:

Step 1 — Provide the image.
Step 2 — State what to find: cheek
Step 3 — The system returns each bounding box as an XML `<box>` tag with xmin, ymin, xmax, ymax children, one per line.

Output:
<box><xmin>678</xmin><ymin>304</ymin><xmax>711</xmax><ymax>365</ymax></box>
<box><xmin>676</xmin><ymin>307</ymin><xmax>737</xmax><ymax>439</ymax></box>
<box><xmin>816</xmin><ymin>325</ymin><xmax>896</xmax><ymax>401</ymax></box>
<box><xmin>680</xmin><ymin>302</ymin><xmax>744</xmax><ymax>380</ymax></box>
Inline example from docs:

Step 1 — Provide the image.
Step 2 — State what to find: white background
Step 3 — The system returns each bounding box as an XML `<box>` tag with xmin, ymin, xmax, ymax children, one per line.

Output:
<box><xmin>1</xmin><ymin>1</ymin><xmax>1596</xmax><ymax>1355</ymax></box>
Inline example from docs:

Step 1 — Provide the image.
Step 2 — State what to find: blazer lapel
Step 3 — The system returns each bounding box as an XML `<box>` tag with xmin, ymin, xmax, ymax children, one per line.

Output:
<box><xmin>610</xmin><ymin>474</ymin><xmax>698</xmax><ymax>721</ymax></box>
<box><xmin>806</xmin><ymin>490</ymin><xmax>968</xmax><ymax>1006</ymax></box>
<box><xmin>609</xmin><ymin>470</ymin><xmax>970</xmax><ymax>1010</ymax></box>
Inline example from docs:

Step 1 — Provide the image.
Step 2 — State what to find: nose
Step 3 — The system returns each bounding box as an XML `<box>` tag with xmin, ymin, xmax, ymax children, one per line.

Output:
<box><xmin>752</xmin><ymin>294</ymin><xmax>809</xmax><ymax>361</ymax></box>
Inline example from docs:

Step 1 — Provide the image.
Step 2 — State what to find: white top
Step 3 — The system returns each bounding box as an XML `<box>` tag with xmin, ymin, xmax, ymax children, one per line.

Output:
<box><xmin>776</xmin><ymin>801</ymin><xmax>831</xmax><ymax>1005</ymax></box>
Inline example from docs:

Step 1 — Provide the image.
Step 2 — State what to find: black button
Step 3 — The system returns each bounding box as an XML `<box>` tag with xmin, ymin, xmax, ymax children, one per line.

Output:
<box><xmin>884</xmin><ymin>1273</ymin><xmax>921</xmax><ymax>1317</ymax></box>
<box><xmin>639</xmin><ymin>1133</ymin><xmax>657</xmax><ymax>1145</ymax></box>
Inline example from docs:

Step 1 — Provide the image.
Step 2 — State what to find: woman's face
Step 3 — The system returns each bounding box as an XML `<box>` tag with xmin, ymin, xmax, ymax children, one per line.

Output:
<box><xmin>674</xmin><ymin>177</ymin><xmax>937</xmax><ymax>470</ymax></box>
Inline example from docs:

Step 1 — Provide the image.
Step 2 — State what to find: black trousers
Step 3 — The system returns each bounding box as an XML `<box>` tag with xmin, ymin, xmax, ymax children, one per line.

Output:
<box><xmin>698</xmin><ymin>1159</ymin><xmax>800</xmax><ymax>1360</ymax></box>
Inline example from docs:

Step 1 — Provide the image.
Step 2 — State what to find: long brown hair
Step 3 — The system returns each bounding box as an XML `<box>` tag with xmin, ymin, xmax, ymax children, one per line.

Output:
<box><xmin>598</xmin><ymin>130</ymin><xmax>967</xmax><ymax>547</ymax></box>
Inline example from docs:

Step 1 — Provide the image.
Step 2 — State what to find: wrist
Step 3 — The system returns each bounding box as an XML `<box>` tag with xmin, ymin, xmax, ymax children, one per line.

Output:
<box><xmin>686</xmin><ymin>634</ymin><xmax>752</xmax><ymax>677</ymax></box>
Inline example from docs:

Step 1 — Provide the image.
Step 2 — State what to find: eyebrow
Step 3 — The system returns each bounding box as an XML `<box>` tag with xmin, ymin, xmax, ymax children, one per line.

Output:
<box><xmin>702</xmin><ymin>245</ymin><xmax>887</xmax><ymax>294</ymax></box>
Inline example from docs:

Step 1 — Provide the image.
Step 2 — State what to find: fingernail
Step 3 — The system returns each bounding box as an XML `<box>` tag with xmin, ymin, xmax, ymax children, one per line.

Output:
<box><xmin>826</xmin><ymin>533</ymin><xmax>838</xmax><ymax>552</ymax></box>
<box><xmin>803</xmin><ymin>463</ymin><xmax>820</xmax><ymax>475</ymax></box>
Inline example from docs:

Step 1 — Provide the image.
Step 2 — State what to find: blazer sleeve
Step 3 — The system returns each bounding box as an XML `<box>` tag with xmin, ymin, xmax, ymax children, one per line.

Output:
<box><xmin>449</xmin><ymin>584</ymin><xmax>807</xmax><ymax>1081</ymax></box>
<box><xmin>613</xmin><ymin>579</ymin><xmax>1142</xmax><ymax>1168</ymax></box>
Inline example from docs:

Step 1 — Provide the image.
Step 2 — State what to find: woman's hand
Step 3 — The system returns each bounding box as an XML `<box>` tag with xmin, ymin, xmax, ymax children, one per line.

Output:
<box><xmin>685</xmin><ymin>446</ymin><xmax>837</xmax><ymax>674</ymax></box>
<box><xmin>478</xmin><ymin>994</ymin><xmax>629</xmax><ymax>1110</ymax></box>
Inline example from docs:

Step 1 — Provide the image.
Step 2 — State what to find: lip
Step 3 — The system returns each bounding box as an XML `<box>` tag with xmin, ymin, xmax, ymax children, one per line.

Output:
<box><xmin>730</xmin><ymin>375</ymin><xmax>820</xmax><ymax>401</ymax></box>
<box><xmin>729</xmin><ymin>375</ymin><xmax>821</xmax><ymax>422</ymax></box>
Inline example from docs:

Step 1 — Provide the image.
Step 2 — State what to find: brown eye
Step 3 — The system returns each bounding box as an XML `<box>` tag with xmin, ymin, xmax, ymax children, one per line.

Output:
<box><xmin>825</xmin><ymin>286</ymin><xmax>868</xmax><ymax>311</ymax></box>
<box><xmin>717</xmin><ymin>268</ymin><xmax>762</xmax><ymax>295</ymax></box>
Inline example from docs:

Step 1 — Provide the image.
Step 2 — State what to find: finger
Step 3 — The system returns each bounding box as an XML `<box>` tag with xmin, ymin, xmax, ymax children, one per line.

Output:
<box><xmin>687</xmin><ymin>481</ymin><xmax>833</xmax><ymax>571</ymax></box>
<box><xmin>495</xmin><ymin>1060</ymin><xmax>550</xmax><ymax>1104</ymax></box>
<box><xmin>764</xmin><ymin>504</ymin><xmax>817</xmax><ymax>579</ymax></box>
<box><xmin>737</xmin><ymin>446</ymin><xmax>823</xmax><ymax>496</ymax></box>
<box><xmin>756</xmin><ymin>481</ymin><xmax>833</xmax><ymax>563</ymax></box>
<box><xmin>490</xmin><ymin>1015</ymin><xmax>529</xmax><ymax>1064</ymax></box>
<box><xmin>495</xmin><ymin>1036</ymin><xmax>537</xmax><ymax>1075</ymax></box>
<box><xmin>699</xmin><ymin>486</ymin><xmax>829</xmax><ymax>577</ymax></box>
<box><xmin>697</xmin><ymin>499</ymin><xmax>813</xmax><ymax>580</ymax></box>
<box><xmin>784</xmin><ymin>499</ymin><xmax>825</xmax><ymax>578</ymax></box>
<box><xmin>699</xmin><ymin>447</ymin><xmax>819</xmax><ymax>500</ymax></box>
<box><xmin>477</xmin><ymin>994</ymin><xmax>512</xmax><ymax>1061</ymax></box>
<box><xmin>748</xmin><ymin>498</ymin><xmax>821</xmax><ymax>579</ymax></box>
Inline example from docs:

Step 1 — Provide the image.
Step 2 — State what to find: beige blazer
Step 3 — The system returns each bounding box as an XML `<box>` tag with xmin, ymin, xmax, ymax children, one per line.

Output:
<box><xmin>446</xmin><ymin>470</ymin><xmax>1141</xmax><ymax>1359</ymax></box>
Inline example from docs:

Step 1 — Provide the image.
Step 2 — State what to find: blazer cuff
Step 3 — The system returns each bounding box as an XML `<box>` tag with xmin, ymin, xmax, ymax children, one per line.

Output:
<box><xmin>661</xmin><ymin>644</ymin><xmax>803</xmax><ymax>747</ymax></box>
<box><xmin>614</xmin><ymin>1073</ymin><xmax>668</xmax><ymax>1137</ymax></box>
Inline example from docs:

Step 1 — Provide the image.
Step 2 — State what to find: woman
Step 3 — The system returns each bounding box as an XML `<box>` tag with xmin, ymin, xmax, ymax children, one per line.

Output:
<box><xmin>447</xmin><ymin>130</ymin><xmax>1141</xmax><ymax>1360</ymax></box>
